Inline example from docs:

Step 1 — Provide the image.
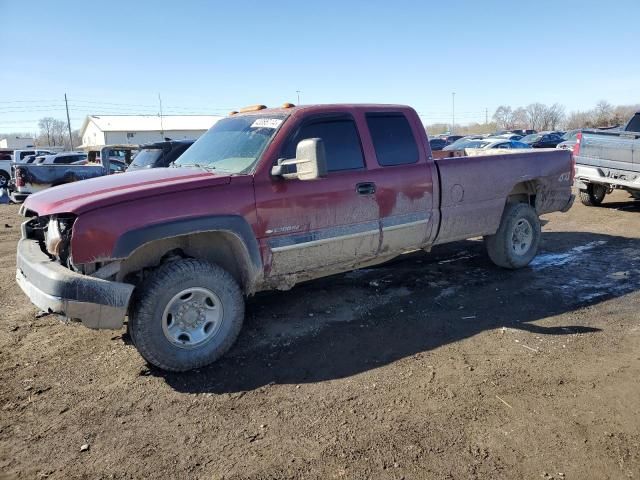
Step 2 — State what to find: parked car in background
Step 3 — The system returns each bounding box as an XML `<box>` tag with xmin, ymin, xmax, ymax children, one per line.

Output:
<box><xmin>480</xmin><ymin>139</ymin><xmax>531</xmax><ymax>150</ymax></box>
<box><xmin>511</xmin><ymin>129</ymin><xmax>536</xmax><ymax>136</ymax></box>
<box><xmin>441</xmin><ymin>135</ymin><xmax>464</xmax><ymax>144</ymax></box>
<box><xmin>454</xmin><ymin>139</ymin><xmax>532</xmax><ymax>151</ymax></box>
<box><xmin>442</xmin><ymin>136</ymin><xmax>487</xmax><ymax>151</ymax></box>
<box><xmin>556</xmin><ymin>130</ymin><xmax>581</xmax><ymax>151</ymax></box>
<box><xmin>127</xmin><ymin>140</ymin><xmax>194</xmax><ymax>171</ymax></box>
<box><xmin>429</xmin><ymin>138</ymin><xmax>448</xmax><ymax>151</ymax></box>
<box><xmin>574</xmin><ymin>112</ymin><xmax>640</xmax><ymax>206</ymax></box>
<box><xmin>520</xmin><ymin>132</ymin><xmax>563</xmax><ymax>148</ymax></box>
<box><xmin>15</xmin><ymin>103</ymin><xmax>575</xmax><ymax>371</ymax></box>
<box><xmin>12</xmin><ymin>149</ymin><xmax>56</xmax><ymax>162</ymax></box>
<box><xmin>12</xmin><ymin>145</ymin><xmax>132</xmax><ymax>201</ymax></box>
<box><xmin>491</xmin><ymin>133</ymin><xmax>524</xmax><ymax>141</ymax></box>
<box><xmin>34</xmin><ymin>152</ymin><xmax>88</xmax><ymax>165</ymax></box>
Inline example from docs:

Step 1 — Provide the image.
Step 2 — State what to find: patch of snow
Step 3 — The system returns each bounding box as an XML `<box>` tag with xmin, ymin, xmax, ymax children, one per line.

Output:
<box><xmin>530</xmin><ymin>241</ymin><xmax>607</xmax><ymax>270</ymax></box>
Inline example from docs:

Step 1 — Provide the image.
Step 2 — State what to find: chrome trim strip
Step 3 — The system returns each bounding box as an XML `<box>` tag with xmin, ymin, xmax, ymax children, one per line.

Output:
<box><xmin>271</xmin><ymin>229</ymin><xmax>379</xmax><ymax>252</ymax></box>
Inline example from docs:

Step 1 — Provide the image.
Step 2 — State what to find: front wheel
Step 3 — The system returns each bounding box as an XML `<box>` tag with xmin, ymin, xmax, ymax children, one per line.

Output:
<box><xmin>129</xmin><ymin>259</ymin><xmax>244</xmax><ymax>372</ymax></box>
<box><xmin>0</xmin><ymin>171</ymin><xmax>9</xmax><ymax>188</ymax></box>
<box><xmin>579</xmin><ymin>183</ymin><xmax>606</xmax><ymax>206</ymax></box>
<box><xmin>484</xmin><ymin>203</ymin><xmax>541</xmax><ymax>269</ymax></box>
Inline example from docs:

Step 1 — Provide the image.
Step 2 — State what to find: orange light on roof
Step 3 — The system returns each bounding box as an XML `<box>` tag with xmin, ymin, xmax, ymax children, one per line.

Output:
<box><xmin>282</xmin><ymin>102</ymin><xmax>295</xmax><ymax>108</ymax></box>
<box><xmin>228</xmin><ymin>111</ymin><xmax>238</xmax><ymax>116</ymax></box>
<box><xmin>238</xmin><ymin>104</ymin><xmax>267</xmax><ymax>113</ymax></box>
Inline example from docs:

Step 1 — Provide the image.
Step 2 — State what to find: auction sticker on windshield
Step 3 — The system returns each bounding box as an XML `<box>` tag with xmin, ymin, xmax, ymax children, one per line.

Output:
<box><xmin>251</xmin><ymin>118</ymin><xmax>283</xmax><ymax>129</ymax></box>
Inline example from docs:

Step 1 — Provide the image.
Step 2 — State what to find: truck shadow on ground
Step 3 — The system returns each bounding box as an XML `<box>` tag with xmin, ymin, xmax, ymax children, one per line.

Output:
<box><xmin>156</xmin><ymin>231</ymin><xmax>640</xmax><ymax>394</ymax></box>
<box><xmin>599</xmin><ymin>198</ymin><xmax>640</xmax><ymax>212</ymax></box>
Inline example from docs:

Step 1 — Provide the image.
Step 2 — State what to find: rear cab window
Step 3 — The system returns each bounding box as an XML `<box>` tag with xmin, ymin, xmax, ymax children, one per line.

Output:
<box><xmin>281</xmin><ymin>114</ymin><xmax>365</xmax><ymax>172</ymax></box>
<box><xmin>625</xmin><ymin>113</ymin><xmax>640</xmax><ymax>133</ymax></box>
<box><xmin>366</xmin><ymin>113</ymin><xmax>419</xmax><ymax>166</ymax></box>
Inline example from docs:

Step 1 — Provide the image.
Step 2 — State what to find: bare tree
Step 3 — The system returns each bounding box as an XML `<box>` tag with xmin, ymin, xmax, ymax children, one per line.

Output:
<box><xmin>513</xmin><ymin>107</ymin><xmax>528</xmax><ymax>128</ymax></box>
<box><xmin>594</xmin><ymin>100</ymin><xmax>614</xmax><ymax>126</ymax></box>
<box><xmin>565</xmin><ymin>111</ymin><xmax>594</xmax><ymax>129</ymax></box>
<box><xmin>542</xmin><ymin>103</ymin><xmax>565</xmax><ymax>130</ymax></box>
<box><xmin>492</xmin><ymin>105</ymin><xmax>514</xmax><ymax>130</ymax></box>
<box><xmin>525</xmin><ymin>103</ymin><xmax>547</xmax><ymax>131</ymax></box>
<box><xmin>51</xmin><ymin>119</ymin><xmax>68</xmax><ymax>146</ymax></box>
<box><xmin>38</xmin><ymin>117</ymin><xmax>56</xmax><ymax>146</ymax></box>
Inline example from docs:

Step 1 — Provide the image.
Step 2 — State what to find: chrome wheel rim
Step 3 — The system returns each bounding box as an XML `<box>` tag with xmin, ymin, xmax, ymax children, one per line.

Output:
<box><xmin>162</xmin><ymin>287</ymin><xmax>223</xmax><ymax>349</ymax></box>
<box><xmin>511</xmin><ymin>218</ymin><xmax>533</xmax><ymax>256</ymax></box>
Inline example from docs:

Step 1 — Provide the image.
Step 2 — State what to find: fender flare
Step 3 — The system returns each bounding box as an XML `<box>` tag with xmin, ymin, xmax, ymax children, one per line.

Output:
<box><xmin>111</xmin><ymin>215</ymin><xmax>262</xmax><ymax>274</ymax></box>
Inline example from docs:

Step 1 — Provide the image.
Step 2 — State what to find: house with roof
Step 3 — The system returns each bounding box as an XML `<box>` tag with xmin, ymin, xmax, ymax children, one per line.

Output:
<box><xmin>78</xmin><ymin>115</ymin><xmax>221</xmax><ymax>148</ymax></box>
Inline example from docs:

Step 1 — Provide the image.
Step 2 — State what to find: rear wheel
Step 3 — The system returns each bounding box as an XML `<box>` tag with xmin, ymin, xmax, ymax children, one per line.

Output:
<box><xmin>579</xmin><ymin>183</ymin><xmax>606</xmax><ymax>206</ymax></box>
<box><xmin>129</xmin><ymin>259</ymin><xmax>244</xmax><ymax>372</ymax></box>
<box><xmin>484</xmin><ymin>202</ymin><xmax>541</xmax><ymax>269</ymax></box>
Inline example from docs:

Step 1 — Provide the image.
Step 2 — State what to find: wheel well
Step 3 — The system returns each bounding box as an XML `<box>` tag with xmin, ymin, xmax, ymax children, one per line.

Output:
<box><xmin>507</xmin><ymin>180</ymin><xmax>539</xmax><ymax>207</ymax></box>
<box><xmin>118</xmin><ymin>231</ymin><xmax>257</xmax><ymax>293</ymax></box>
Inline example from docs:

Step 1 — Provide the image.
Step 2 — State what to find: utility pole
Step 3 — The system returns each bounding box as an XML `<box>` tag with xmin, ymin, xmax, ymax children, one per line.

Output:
<box><xmin>158</xmin><ymin>93</ymin><xmax>165</xmax><ymax>140</ymax></box>
<box><xmin>296</xmin><ymin>90</ymin><xmax>301</xmax><ymax>104</ymax></box>
<box><xmin>64</xmin><ymin>93</ymin><xmax>73</xmax><ymax>148</ymax></box>
<box><xmin>485</xmin><ymin>108</ymin><xmax>488</xmax><ymax>124</ymax></box>
<box><xmin>451</xmin><ymin>92</ymin><xmax>456</xmax><ymax>134</ymax></box>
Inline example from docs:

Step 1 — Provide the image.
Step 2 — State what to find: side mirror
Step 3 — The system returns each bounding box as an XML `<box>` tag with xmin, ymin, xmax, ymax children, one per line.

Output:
<box><xmin>271</xmin><ymin>138</ymin><xmax>328</xmax><ymax>180</ymax></box>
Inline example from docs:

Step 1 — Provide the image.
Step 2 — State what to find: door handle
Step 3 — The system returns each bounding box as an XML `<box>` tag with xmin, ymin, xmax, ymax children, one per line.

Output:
<box><xmin>356</xmin><ymin>182</ymin><xmax>376</xmax><ymax>195</ymax></box>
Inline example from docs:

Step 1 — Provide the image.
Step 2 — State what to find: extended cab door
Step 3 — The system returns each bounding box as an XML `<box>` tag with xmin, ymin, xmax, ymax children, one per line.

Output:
<box><xmin>254</xmin><ymin>113</ymin><xmax>380</xmax><ymax>279</ymax></box>
<box><xmin>361</xmin><ymin>111</ymin><xmax>435</xmax><ymax>254</ymax></box>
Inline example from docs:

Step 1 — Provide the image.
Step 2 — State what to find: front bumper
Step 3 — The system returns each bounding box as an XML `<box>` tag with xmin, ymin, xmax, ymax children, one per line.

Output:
<box><xmin>16</xmin><ymin>238</ymin><xmax>134</xmax><ymax>329</ymax></box>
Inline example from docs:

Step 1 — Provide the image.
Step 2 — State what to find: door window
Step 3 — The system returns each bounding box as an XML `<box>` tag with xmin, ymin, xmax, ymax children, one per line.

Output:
<box><xmin>282</xmin><ymin>117</ymin><xmax>365</xmax><ymax>172</ymax></box>
<box><xmin>366</xmin><ymin>113</ymin><xmax>419</xmax><ymax>166</ymax></box>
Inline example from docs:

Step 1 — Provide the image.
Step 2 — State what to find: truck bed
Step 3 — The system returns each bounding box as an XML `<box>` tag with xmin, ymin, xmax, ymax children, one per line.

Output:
<box><xmin>433</xmin><ymin>149</ymin><xmax>573</xmax><ymax>244</ymax></box>
<box><xmin>14</xmin><ymin>164</ymin><xmax>106</xmax><ymax>195</ymax></box>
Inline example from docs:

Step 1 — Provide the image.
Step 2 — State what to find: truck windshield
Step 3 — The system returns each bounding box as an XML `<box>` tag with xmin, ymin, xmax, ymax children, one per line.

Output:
<box><xmin>175</xmin><ymin>114</ymin><xmax>287</xmax><ymax>173</ymax></box>
<box><xmin>129</xmin><ymin>148</ymin><xmax>163</xmax><ymax>168</ymax></box>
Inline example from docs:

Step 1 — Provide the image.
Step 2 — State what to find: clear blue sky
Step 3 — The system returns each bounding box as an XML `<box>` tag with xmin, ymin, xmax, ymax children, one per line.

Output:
<box><xmin>0</xmin><ymin>0</ymin><xmax>637</xmax><ymax>133</ymax></box>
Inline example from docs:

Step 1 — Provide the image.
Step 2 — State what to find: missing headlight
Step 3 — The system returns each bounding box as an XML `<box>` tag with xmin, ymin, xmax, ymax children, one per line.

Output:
<box><xmin>44</xmin><ymin>215</ymin><xmax>76</xmax><ymax>264</ymax></box>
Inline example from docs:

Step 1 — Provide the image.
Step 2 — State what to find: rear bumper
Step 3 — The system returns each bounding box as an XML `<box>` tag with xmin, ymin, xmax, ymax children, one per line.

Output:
<box><xmin>575</xmin><ymin>164</ymin><xmax>640</xmax><ymax>191</ymax></box>
<box><xmin>10</xmin><ymin>192</ymin><xmax>29</xmax><ymax>203</ymax></box>
<box><xmin>16</xmin><ymin>238</ymin><xmax>134</xmax><ymax>329</ymax></box>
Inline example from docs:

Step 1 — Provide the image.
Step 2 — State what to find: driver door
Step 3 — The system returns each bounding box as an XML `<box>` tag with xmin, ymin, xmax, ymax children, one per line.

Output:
<box><xmin>254</xmin><ymin>114</ymin><xmax>380</xmax><ymax>279</ymax></box>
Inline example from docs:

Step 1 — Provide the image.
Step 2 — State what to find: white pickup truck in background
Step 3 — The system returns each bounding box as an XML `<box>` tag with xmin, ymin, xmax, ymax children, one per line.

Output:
<box><xmin>574</xmin><ymin>112</ymin><xmax>640</xmax><ymax>205</ymax></box>
<box><xmin>0</xmin><ymin>148</ymin><xmax>58</xmax><ymax>188</ymax></box>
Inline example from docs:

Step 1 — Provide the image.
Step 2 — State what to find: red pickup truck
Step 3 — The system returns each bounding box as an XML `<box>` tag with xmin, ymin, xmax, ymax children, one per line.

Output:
<box><xmin>16</xmin><ymin>104</ymin><xmax>575</xmax><ymax>371</ymax></box>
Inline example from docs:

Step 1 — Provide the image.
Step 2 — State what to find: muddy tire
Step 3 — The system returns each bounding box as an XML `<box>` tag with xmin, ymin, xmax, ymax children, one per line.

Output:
<box><xmin>484</xmin><ymin>203</ymin><xmax>541</xmax><ymax>269</ymax></box>
<box><xmin>579</xmin><ymin>183</ymin><xmax>606</xmax><ymax>206</ymax></box>
<box><xmin>129</xmin><ymin>259</ymin><xmax>244</xmax><ymax>372</ymax></box>
<box><xmin>0</xmin><ymin>171</ymin><xmax>9</xmax><ymax>188</ymax></box>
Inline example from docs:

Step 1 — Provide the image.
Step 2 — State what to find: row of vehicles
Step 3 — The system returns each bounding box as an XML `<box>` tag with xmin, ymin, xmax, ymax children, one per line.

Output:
<box><xmin>429</xmin><ymin>130</ymin><xmax>580</xmax><ymax>152</ymax></box>
<box><xmin>2</xmin><ymin>140</ymin><xmax>194</xmax><ymax>200</ymax></box>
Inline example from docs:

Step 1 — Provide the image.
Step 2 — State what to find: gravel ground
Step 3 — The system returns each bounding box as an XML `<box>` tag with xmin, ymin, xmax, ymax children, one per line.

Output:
<box><xmin>1</xmin><ymin>190</ymin><xmax>639</xmax><ymax>479</ymax></box>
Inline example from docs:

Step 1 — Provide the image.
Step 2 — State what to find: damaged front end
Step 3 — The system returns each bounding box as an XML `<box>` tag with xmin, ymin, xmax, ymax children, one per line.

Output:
<box><xmin>21</xmin><ymin>210</ymin><xmax>76</xmax><ymax>267</ymax></box>
<box><xmin>16</xmin><ymin>208</ymin><xmax>134</xmax><ymax>329</ymax></box>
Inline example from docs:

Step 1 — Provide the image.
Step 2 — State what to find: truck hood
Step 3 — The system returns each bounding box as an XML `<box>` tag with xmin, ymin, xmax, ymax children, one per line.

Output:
<box><xmin>24</xmin><ymin>168</ymin><xmax>232</xmax><ymax>215</ymax></box>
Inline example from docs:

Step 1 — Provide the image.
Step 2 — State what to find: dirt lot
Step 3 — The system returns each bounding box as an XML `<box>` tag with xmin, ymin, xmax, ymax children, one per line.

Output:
<box><xmin>1</xmin><ymin>190</ymin><xmax>639</xmax><ymax>480</ymax></box>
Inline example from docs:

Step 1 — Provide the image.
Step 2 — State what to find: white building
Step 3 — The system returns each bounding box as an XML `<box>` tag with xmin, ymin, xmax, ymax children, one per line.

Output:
<box><xmin>79</xmin><ymin>115</ymin><xmax>221</xmax><ymax>148</ymax></box>
<box><xmin>0</xmin><ymin>136</ymin><xmax>35</xmax><ymax>149</ymax></box>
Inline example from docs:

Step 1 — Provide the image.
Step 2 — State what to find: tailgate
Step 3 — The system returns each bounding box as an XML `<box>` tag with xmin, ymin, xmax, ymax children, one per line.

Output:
<box><xmin>578</xmin><ymin>131</ymin><xmax>639</xmax><ymax>172</ymax></box>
